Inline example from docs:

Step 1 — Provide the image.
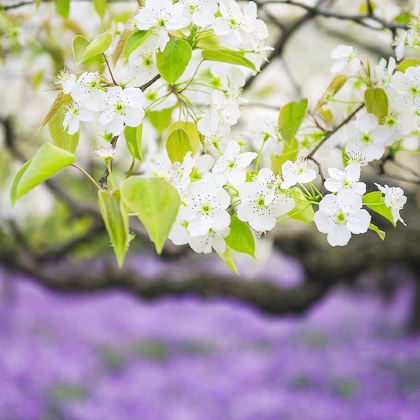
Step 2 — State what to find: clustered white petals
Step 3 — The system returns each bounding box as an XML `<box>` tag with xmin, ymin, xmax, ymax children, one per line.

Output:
<box><xmin>314</xmin><ymin>191</ymin><xmax>371</xmax><ymax>247</ymax></box>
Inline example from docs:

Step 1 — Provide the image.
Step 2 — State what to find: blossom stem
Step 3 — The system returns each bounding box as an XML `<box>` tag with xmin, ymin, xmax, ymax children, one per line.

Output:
<box><xmin>71</xmin><ymin>164</ymin><xmax>101</xmax><ymax>189</ymax></box>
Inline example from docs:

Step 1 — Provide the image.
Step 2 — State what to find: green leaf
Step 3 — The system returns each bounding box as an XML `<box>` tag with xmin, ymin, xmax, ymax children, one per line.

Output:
<box><xmin>147</xmin><ymin>107</ymin><xmax>175</xmax><ymax>135</ymax></box>
<box><xmin>225</xmin><ymin>216</ymin><xmax>255</xmax><ymax>258</ymax></box>
<box><xmin>271</xmin><ymin>139</ymin><xmax>299</xmax><ymax>174</ymax></box>
<box><xmin>72</xmin><ymin>35</ymin><xmax>90</xmax><ymax>65</ymax></box>
<box><xmin>165</xmin><ymin>121</ymin><xmax>201</xmax><ymax>162</ymax></box>
<box><xmin>40</xmin><ymin>91</ymin><xmax>68</xmax><ymax>129</ymax></box>
<box><xmin>166</xmin><ymin>129</ymin><xmax>190</xmax><ymax>163</ymax></box>
<box><xmin>201</xmin><ymin>48</ymin><xmax>257</xmax><ymax>71</ymax></box>
<box><xmin>365</xmin><ymin>87</ymin><xmax>388</xmax><ymax>124</ymax></box>
<box><xmin>48</xmin><ymin>94</ymin><xmax>79</xmax><ymax>153</ymax></box>
<box><xmin>217</xmin><ymin>246</ymin><xmax>238</xmax><ymax>274</ymax></box>
<box><xmin>124</xmin><ymin>125</ymin><xmax>143</xmax><ymax>160</ymax></box>
<box><xmin>315</xmin><ymin>74</ymin><xmax>348</xmax><ymax>111</ymax></box>
<box><xmin>56</xmin><ymin>0</ymin><xmax>70</xmax><ymax>18</ymax></box>
<box><xmin>93</xmin><ymin>0</ymin><xmax>106</xmax><ymax>18</ymax></box>
<box><xmin>98</xmin><ymin>189</ymin><xmax>130</xmax><ymax>267</ymax></box>
<box><xmin>278</xmin><ymin>99</ymin><xmax>308</xmax><ymax>143</ymax></box>
<box><xmin>49</xmin><ymin>109</ymin><xmax>79</xmax><ymax>153</ymax></box>
<box><xmin>81</xmin><ymin>32</ymin><xmax>112</xmax><ymax>62</ymax></box>
<box><xmin>124</xmin><ymin>30</ymin><xmax>151</xmax><ymax>57</ymax></box>
<box><xmin>397</xmin><ymin>57</ymin><xmax>420</xmax><ymax>72</ymax></box>
<box><xmin>156</xmin><ymin>39</ymin><xmax>192</xmax><ymax>84</ymax></box>
<box><xmin>120</xmin><ymin>176</ymin><xmax>181</xmax><ymax>254</ymax></box>
<box><xmin>286</xmin><ymin>188</ymin><xmax>314</xmax><ymax>222</ymax></box>
<box><xmin>363</xmin><ymin>191</ymin><xmax>395</xmax><ymax>227</ymax></box>
<box><xmin>10</xmin><ymin>143</ymin><xmax>75</xmax><ymax>205</ymax></box>
<box><xmin>368</xmin><ymin>223</ymin><xmax>385</xmax><ymax>240</ymax></box>
<box><xmin>167</xmin><ymin>121</ymin><xmax>201</xmax><ymax>154</ymax></box>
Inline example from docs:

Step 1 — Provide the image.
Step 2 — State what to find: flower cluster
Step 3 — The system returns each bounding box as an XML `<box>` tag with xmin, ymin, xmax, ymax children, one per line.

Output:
<box><xmin>10</xmin><ymin>0</ymin><xmax>419</xmax><ymax>269</ymax></box>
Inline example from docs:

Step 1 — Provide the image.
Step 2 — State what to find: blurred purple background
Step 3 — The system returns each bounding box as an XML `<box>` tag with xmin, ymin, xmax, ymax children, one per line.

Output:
<box><xmin>1</xmin><ymin>268</ymin><xmax>420</xmax><ymax>420</ymax></box>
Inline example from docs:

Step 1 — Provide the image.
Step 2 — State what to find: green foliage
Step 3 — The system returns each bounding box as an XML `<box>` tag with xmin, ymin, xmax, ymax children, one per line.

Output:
<box><xmin>365</xmin><ymin>87</ymin><xmax>388</xmax><ymax>124</ymax></box>
<box><xmin>166</xmin><ymin>129</ymin><xmax>190</xmax><ymax>163</ymax></box>
<box><xmin>225</xmin><ymin>216</ymin><xmax>255</xmax><ymax>258</ymax></box>
<box><xmin>397</xmin><ymin>57</ymin><xmax>420</xmax><ymax>72</ymax></box>
<box><xmin>217</xmin><ymin>246</ymin><xmax>238</xmax><ymax>274</ymax></box>
<box><xmin>201</xmin><ymin>48</ymin><xmax>257</xmax><ymax>71</ymax></box>
<box><xmin>278</xmin><ymin>99</ymin><xmax>308</xmax><ymax>143</ymax></box>
<box><xmin>157</xmin><ymin>39</ymin><xmax>192</xmax><ymax>84</ymax></box>
<box><xmin>368</xmin><ymin>223</ymin><xmax>386</xmax><ymax>240</ymax></box>
<box><xmin>271</xmin><ymin>140</ymin><xmax>299</xmax><ymax>174</ymax></box>
<box><xmin>120</xmin><ymin>177</ymin><xmax>181</xmax><ymax>254</ymax></box>
<box><xmin>40</xmin><ymin>91</ymin><xmax>68</xmax><ymax>128</ymax></box>
<box><xmin>124</xmin><ymin>125</ymin><xmax>143</xmax><ymax>160</ymax></box>
<box><xmin>315</xmin><ymin>74</ymin><xmax>348</xmax><ymax>111</ymax></box>
<box><xmin>165</xmin><ymin>121</ymin><xmax>201</xmax><ymax>162</ymax></box>
<box><xmin>363</xmin><ymin>191</ymin><xmax>396</xmax><ymax>227</ymax></box>
<box><xmin>147</xmin><ymin>107</ymin><xmax>175</xmax><ymax>135</ymax></box>
<box><xmin>72</xmin><ymin>35</ymin><xmax>90</xmax><ymax>65</ymax></box>
<box><xmin>48</xmin><ymin>95</ymin><xmax>79</xmax><ymax>153</ymax></box>
<box><xmin>286</xmin><ymin>188</ymin><xmax>314</xmax><ymax>222</ymax></box>
<box><xmin>93</xmin><ymin>0</ymin><xmax>106</xmax><ymax>18</ymax></box>
<box><xmin>55</xmin><ymin>0</ymin><xmax>70</xmax><ymax>18</ymax></box>
<box><xmin>10</xmin><ymin>143</ymin><xmax>75</xmax><ymax>205</ymax></box>
<box><xmin>124</xmin><ymin>30</ymin><xmax>151</xmax><ymax>57</ymax></box>
<box><xmin>73</xmin><ymin>32</ymin><xmax>112</xmax><ymax>65</ymax></box>
<box><xmin>98</xmin><ymin>189</ymin><xmax>130</xmax><ymax>267</ymax></box>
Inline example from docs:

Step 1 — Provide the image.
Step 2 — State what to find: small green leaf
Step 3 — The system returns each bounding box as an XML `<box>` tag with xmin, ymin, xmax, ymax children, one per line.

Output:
<box><xmin>368</xmin><ymin>223</ymin><xmax>385</xmax><ymax>240</ymax></box>
<box><xmin>166</xmin><ymin>129</ymin><xmax>191</xmax><ymax>163</ymax></box>
<box><xmin>271</xmin><ymin>139</ymin><xmax>299</xmax><ymax>174</ymax></box>
<box><xmin>98</xmin><ymin>189</ymin><xmax>130</xmax><ymax>267</ymax></box>
<box><xmin>48</xmin><ymin>95</ymin><xmax>79</xmax><ymax>153</ymax></box>
<box><xmin>56</xmin><ymin>0</ymin><xmax>70</xmax><ymax>18</ymax></box>
<box><xmin>124</xmin><ymin>30</ymin><xmax>151</xmax><ymax>57</ymax></box>
<box><xmin>93</xmin><ymin>0</ymin><xmax>106</xmax><ymax>18</ymax></box>
<box><xmin>397</xmin><ymin>57</ymin><xmax>420</xmax><ymax>72</ymax></box>
<box><xmin>363</xmin><ymin>191</ymin><xmax>395</xmax><ymax>227</ymax></box>
<box><xmin>167</xmin><ymin>121</ymin><xmax>201</xmax><ymax>155</ymax></box>
<box><xmin>225</xmin><ymin>216</ymin><xmax>255</xmax><ymax>258</ymax></box>
<box><xmin>120</xmin><ymin>176</ymin><xmax>181</xmax><ymax>254</ymax></box>
<box><xmin>217</xmin><ymin>246</ymin><xmax>238</xmax><ymax>274</ymax></box>
<box><xmin>147</xmin><ymin>107</ymin><xmax>175</xmax><ymax>135</ymax></box>
<box><xmin>278</xmin><ymin>99</ymin><xmax>308</xmax><ymax>143</ymax></box>
<box><xmin>286</xmin><ymin>188</ymin><xmax>313</xmax><ymax>222</ymax></box>
<box><xmin>124</xmin><ymin>125</ymin><xmax>143</xmax><ymax>160</ymax></box>
<box><xmin>201</xmin><ymin>48</ymin><xmax>257</xmax><ymax>71</ymax></box>
<box><xmin>10</xmin><ymin>143</ymin><xmax>75</xmax><ymax>205</ymax></box>
<box><xmin>315</xmin><ymin>74</ymin><xmax>348</xmax><ymax>111</ymax></box>
<box><xmin>81</xmin><ymin>32</ymin><xmax>112</xmax><ymax>62</ymax></box>
<box><xmin>40</xmin><ymin>91</ymin><xmax>68</xmax><ymax>129</ymax></box>
<box><xmin>73</xmin><ymin>35</ymin><xmax>90</xmax><ymax>65</ymax></box>
<box><xmin>365</xmin><ymin>87</ymin><xmax>388</xmax><ymax>124</ymax></box>
<box><xmin>157</xmin><ymin>39</ymin><xmax>192</xmax><ymax>84</ymax></box>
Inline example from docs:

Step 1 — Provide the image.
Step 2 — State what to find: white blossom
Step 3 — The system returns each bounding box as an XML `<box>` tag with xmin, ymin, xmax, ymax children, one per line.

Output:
<box><xmin>179</xmin><ymin>0</ymin><xmax>218</xmax><ymax>27</ymax></box>
<box><xmin>345</xmin><ymin>112</ymin><xmax>393</xmax><ymax>163</ymax></box>
<box><xmin>70</xmin><ymin>72</ymin><xmax>106</xmax><ymax>112</ymax></box>
<box><xmin>99</xmin><ymin>87</ymin><xmax>145</xmax><ymax>136</ymax></box>
<box><xmin>212</xmin><ymin>141</ymin><xmax>257</xmax><ymax>186</ymax></box>
<box><xmin>213</xmin><ymin>0</ymin><xmax>268</xmax><ymax>48</ymax></box>
<box><xmin>237</xmin><ymin>168</ymin><xmax>295</xmax><ymax>232</ymax></box>
<box><xmin>197</xmin><ymin>91</ymin><xmax>240</xmax><ymax>137</ymax></box>
<box><xmin>330</xmin><ymin>45</ymin><xmax>361</xmax><ymax>75</ymax></box>
<box><xmin>281</xmin><ymin>159</ymin><xmax>317</xmax><ymax>189</ymax></box>
<box><xmin>324</xmin><ymin>164</ymin><xmax>366</xmax><ymax>195</ymax></box>
<box><xmin>182</xmin><ymin>178</ymin><xmax>231</xmax><ymax>236</ymax></box>
<box><xmin>134</xmin><ymin>0</ymin><xmax>187</xmax><ymax>50</ymax></box>
<box><xmin>314</xmin><ymin>190</ymin><xmax>371</xmax><ymax>247</ymax></box>
<box><xmin>390</xmin><ymin>67</ymin><xmax>420</xmax><ymax>113</ymax></box>
<box><xmin>375</xmin><ymin>183</ymin><xmax>407</xmax><ymax>225</ymax></box>
<box><xmin>63</xmin><ymin>102</ymin><xmax>95</xmax><ymax>135</ymax></box>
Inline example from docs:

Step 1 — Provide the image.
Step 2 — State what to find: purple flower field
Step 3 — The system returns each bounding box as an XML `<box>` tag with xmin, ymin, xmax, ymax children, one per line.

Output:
<box><xmin>1</xmin><ymin>272</ymin><xmax>420</xmax><ymax>420</ymax></box>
